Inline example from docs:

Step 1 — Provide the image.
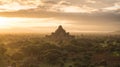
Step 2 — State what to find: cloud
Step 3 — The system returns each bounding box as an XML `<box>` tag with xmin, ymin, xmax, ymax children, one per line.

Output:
<box><xmin>0</xmin><ymin>1</ymin><xmax>5</xmax><ymax>5</ymax></box>
<box><xmin>37</xmin><ymin>0</ymin><xmax>120</xmax><ymax>13</ymax></box>
<box><xmin>59</xmin><ymin>1</ymin><xmax>71</xmax><ymax>5</ymax></box>
<box><xmin>86</xmin><ymin>0</ymin><xmax>96</xmax><ymax>4</ymax></box>
<box><xmin>0</xmin><ymin>0</ymin><xmax>119</xmax><ymax>24</ymax></box>
<box><xmin>0</xmin><ymin>7</ymin><xmax>119</xmax><ymax>25</ymax></box>
<box><xmin>41</xmin><ymin>0</ymin><xmax>58</xmax><ymax>4</ymax></box>
<box><xmin>103</xmin><ymin>2</ymin><xmax>120</xmax><ymax>11</ymax></box>
<box><xmin>36</xmin><ymin>0</ymin><xmax>98</xmax><ymax>13</ymax></box>
<box><xmin>0</xmin><ymin>0</ymin><xmax>119</xmax><ymax>13</ymax></box>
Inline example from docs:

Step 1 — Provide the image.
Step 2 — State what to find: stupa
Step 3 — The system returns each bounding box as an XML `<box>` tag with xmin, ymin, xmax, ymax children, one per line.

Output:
<box><xmin>46</xmin><ymin>25</ymin><xmax>74</xmax><ymax>41</ymax></box>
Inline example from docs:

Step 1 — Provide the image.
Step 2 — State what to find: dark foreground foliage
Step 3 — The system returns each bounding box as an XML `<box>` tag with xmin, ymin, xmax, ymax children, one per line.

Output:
<box><xmin>0</xmin><ymin>34</ymin><xmax>120</xmax><ymax>67</ymax></box>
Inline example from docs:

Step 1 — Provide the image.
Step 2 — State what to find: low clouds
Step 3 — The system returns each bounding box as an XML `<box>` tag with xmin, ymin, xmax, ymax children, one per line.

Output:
<box><xmin>0</xmin><ymin>8</ymin><xmax>119</xmax><ymax>24</ymax></box>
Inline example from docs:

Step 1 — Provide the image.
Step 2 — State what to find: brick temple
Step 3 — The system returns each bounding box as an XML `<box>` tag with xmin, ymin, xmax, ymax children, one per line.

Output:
<box><xmin>46</xmin><ymin>25</ymin><xmax>74</xmax><ymax>41</ymax></box>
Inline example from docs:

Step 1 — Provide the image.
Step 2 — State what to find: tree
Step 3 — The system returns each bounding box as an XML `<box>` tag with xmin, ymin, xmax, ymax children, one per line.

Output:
<box><xmin>0</xmin><ymin>45</ymin><xmax>7</xmax><ymax>67</ymax></box>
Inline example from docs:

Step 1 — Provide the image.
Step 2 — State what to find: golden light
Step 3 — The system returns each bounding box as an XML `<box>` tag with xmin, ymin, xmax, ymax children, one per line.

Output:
<box><xmin>0</xmin><ymin>17</ymin><xmax>11</xmax><ymax>29</ymax></box>
<box><xmin>0</xmin><ymin>17</ymin><xmax>69</xmax><ymax>29</ymax></box>
<box><xmin>0</xmin><ymin>17</ymin><xmax>23</xmax><ymax>29</ymax></box>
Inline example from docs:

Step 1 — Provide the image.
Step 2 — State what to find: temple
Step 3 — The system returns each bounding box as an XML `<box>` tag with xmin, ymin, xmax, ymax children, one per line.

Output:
<box><xmin>46</xmin><ymin>25</ymin><xmax>74</xmax><ymax>41</ymax></box>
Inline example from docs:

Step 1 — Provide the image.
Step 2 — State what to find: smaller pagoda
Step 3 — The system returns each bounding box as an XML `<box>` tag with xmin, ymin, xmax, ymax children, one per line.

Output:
<box><xmin>46</xmin><ymin>25</ymin><xmax>74</xmax><ymax>41</ymax></box>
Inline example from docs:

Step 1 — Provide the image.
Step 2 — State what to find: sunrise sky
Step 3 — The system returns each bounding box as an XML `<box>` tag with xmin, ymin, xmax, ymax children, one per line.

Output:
<box><xmin>0</xmin><ymin>0</ymin><xmax>120</xmax><ymax>33</ymax></box>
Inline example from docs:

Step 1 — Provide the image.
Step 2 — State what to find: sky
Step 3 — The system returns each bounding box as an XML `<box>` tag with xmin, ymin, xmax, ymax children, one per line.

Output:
<box><xmin>0</xmin><ymin>0</ymin><xmax>120</xmax><ymax>33</ymax></box>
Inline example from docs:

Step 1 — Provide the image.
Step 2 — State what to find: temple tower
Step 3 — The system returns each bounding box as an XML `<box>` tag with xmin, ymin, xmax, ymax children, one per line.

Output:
<box><xmin>46</xmin><ymin>25</ymin><xmax>74</xmax><ymax>42</ymax></box>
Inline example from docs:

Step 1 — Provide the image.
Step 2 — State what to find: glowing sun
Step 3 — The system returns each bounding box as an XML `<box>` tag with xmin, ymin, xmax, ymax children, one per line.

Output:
<box><xmin>0</xmin><ymin>17</ymin><xmax>12</xmax><ymax>29</ymax></box>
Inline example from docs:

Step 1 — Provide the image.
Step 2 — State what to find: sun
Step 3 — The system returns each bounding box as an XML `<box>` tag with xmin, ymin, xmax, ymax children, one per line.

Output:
<box><xmin>0</xmin><ymin>17</ymin><xmax>11</xmax><ymax>29</ymax></box>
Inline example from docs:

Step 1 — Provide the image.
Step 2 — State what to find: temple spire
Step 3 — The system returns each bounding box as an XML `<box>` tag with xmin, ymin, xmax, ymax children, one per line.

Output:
<box><xmin>46</xmin><ymin>25</ymin><xmax>74</xmax><ymax>41</ymax></box>
<box><xmin>55</xmin><ymin>25</ymin><xmax>66</xmax><ymax>34</ymax></box>
<box><xmin>58</xmin><ymin>25</ymin><xmax>63</xmax><ymax>29</ymax></box>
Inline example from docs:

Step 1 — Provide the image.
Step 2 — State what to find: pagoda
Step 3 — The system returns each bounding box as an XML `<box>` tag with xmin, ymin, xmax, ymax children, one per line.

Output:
<box><xmin>46</xmin><ymin>25</ymin><xmax>74</xmax><ymax>41</ymax></box>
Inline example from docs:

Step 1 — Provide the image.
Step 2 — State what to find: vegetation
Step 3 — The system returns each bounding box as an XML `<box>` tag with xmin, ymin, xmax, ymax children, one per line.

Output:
<box><xmin>0</xmin><ymin>33</ymin><xmax>120</xmax><ymax>67</ymax></box>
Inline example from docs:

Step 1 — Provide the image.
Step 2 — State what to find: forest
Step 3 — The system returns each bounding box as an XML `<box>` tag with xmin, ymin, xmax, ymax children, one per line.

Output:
<box><xmin>0</xmin><ymin>33</ymin><xmax>120</xmax><ymax>67</ymax></box>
